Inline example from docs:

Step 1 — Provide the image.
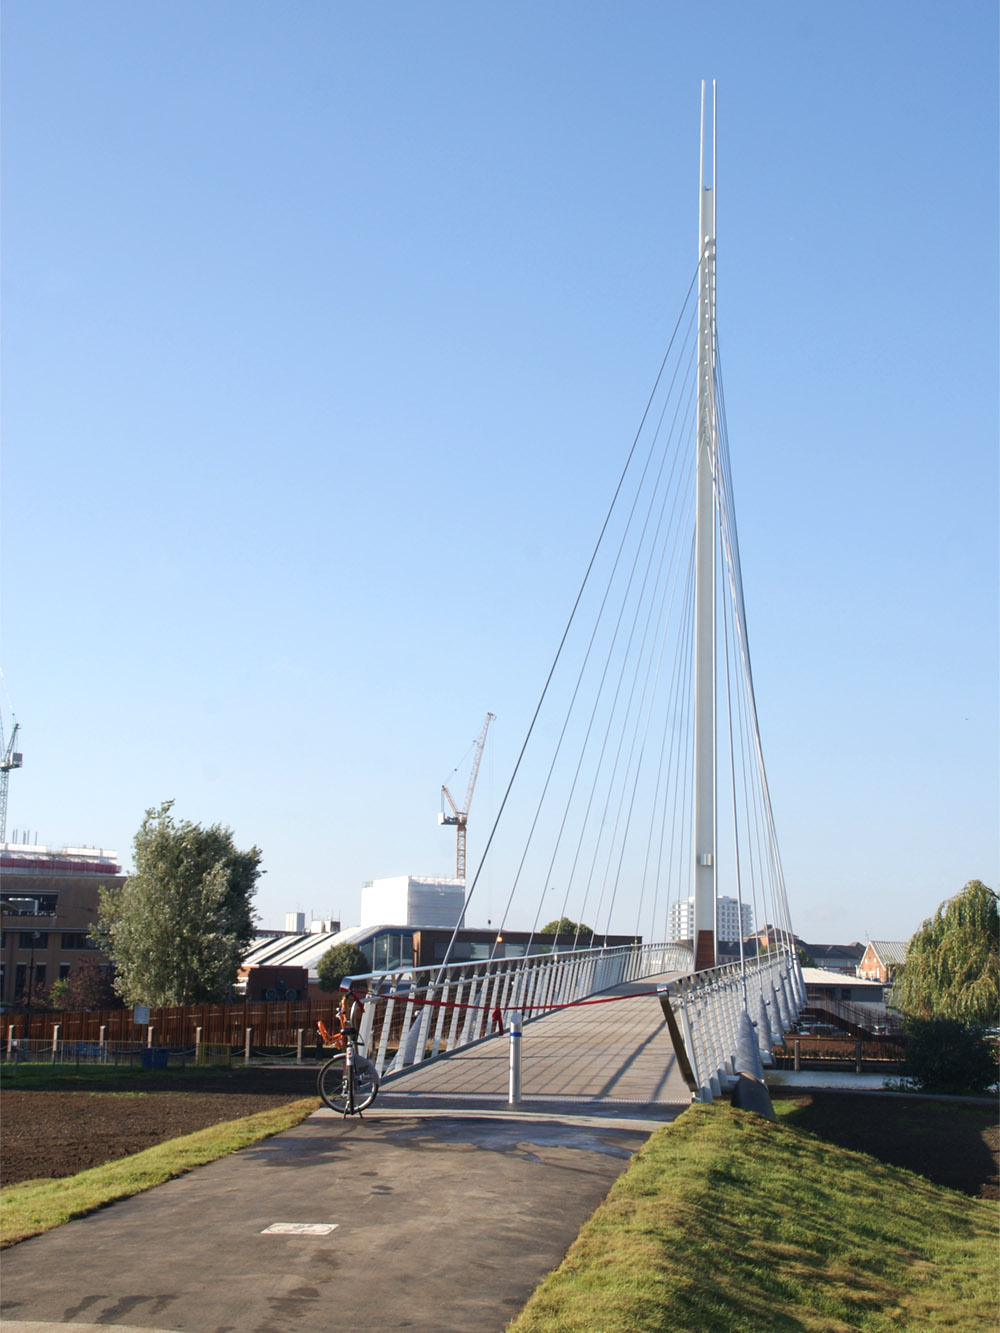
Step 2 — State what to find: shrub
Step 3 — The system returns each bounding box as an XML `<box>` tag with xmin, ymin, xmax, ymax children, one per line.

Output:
<box><xmin>316</xmin><ymin>942</ymin><xmax>370</xmax><ymax>993</ymax></box>
<box><xmin>902</xmin><ymin>1017</ymin><xmax>997</xmax><ymax>1095</ymax></box>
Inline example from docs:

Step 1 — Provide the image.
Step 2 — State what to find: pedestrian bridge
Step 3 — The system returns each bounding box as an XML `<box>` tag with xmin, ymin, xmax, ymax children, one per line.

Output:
<box><xmin>345</xmin><ymin>941</ymin><xmax>804</xmax><ymax>1107</ymax></box>
<box><xmin>344</xmin><ymin>92</ymin><xmax>811</xmax><ymax>1104</ymax></box>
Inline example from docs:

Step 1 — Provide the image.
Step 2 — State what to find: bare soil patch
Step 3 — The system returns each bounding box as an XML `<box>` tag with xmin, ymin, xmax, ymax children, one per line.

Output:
<box><xmin>1</xmin><ymin>1067</ymin><xmax>319</xmax><ymax>1186</ymax></box>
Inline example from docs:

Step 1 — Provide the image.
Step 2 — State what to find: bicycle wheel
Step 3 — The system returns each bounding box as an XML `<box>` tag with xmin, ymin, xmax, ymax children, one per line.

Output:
<box><xmin>317</xmin><ymin>1054</ymin><xmax>380</xmax><ymax>1113</ymax></box>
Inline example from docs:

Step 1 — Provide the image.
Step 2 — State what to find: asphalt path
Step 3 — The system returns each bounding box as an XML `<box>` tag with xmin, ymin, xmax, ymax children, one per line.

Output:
<box><xmin>2</xmin><ymin>977</ymin><xmax>691</xmax><ymax>1333</ymax></box>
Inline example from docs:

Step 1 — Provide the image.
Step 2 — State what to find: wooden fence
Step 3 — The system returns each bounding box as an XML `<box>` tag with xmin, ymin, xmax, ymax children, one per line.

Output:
<box><xmin>774</xmin><ymin>1034</ymin><xmax>907</xmax><ymax>1068</ymax></box>
<box><xmin>3</xmin><ymin>997</ymin><xmax>358</xmax><ymax>1050</ymax></box>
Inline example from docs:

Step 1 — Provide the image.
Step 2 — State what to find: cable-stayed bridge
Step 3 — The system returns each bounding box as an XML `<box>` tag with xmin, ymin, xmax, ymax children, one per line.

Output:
<box><xmin>347</xmin><ymin>85</ymin><xmax>804</xmax><ymax>1105</ymax></box>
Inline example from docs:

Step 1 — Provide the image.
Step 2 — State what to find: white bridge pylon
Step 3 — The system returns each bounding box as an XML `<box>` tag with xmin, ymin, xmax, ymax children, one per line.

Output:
<box><xmin>403</xmin><ymin>84</ymin><xmax>804</xmax><ymax>1094</ymax></box>
<box><xmin>693</xmin><ymin>78</ymin><xmax>719</xmax><ymax>971</ymax></box>
<box><xmin>426</xmin><ymin>81</ymin><xmax>802</xmax><ymax>981</ymax></box>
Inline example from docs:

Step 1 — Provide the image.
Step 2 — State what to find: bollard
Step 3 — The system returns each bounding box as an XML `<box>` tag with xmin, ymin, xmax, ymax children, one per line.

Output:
<box><xmin>147</xmin><ymin>1025</ymin><xmax>155</xmax><ymax>1048</ymax></box>
<box><xmin>855</xmin><ymin>1039</ymin><xmax>863</xmax><ymax>1075</ymax></box>
<box><xmin>7</xmin><ymin>1024</ymin><xmax>17</xmax><ymax>1058</ymax></box>
<box><xmin>296</xmin><ymin>1028</ymin><xmax>304</xmax><ymax>1063</ymax></box>
<box><xmin>195</xmin><ymin>1026</ymin><xmax>202</xmax><ymax>1064</ymax></box>
<box><xmin>508</xmin><ymin>1011</ymin><xmax>522</xmax><ymax>1105</ymax></box>
<box><xmin>244</xmin><ymin>1026</ymin><xmax>252</xmax><ymax>1064</ymax></box>
<box><xmin>52</xmin><ymin>1023</ymin><xmax>61</xmax><ymax>1065</ymax></box>
<box><xmin>793</xmin><ymin>1037</ymin><xmax>801</xmax><ymax>1072</ymax></box>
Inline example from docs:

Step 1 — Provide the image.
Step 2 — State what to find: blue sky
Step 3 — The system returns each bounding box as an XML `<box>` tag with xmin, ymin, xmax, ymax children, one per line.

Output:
<box><xmin>2</xmin><ymin>1</ymin><xmax>997</xmax><ymax>945</ymax></box>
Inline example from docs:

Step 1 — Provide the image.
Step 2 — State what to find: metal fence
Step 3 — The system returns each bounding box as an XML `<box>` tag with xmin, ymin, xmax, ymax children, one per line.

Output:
<box><xmin>2</xmin><ymin>1038</ymin><xmax>235</xmax><ymax>1072</ymax></box>
<box><xmin>657</xmin><ymin>951</ymin><xmax>805</xmax><ymax>1101</ymax></box>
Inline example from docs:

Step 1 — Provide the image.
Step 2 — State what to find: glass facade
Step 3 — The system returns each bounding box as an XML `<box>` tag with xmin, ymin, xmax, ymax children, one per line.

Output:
<box><xmin>362</xmin><ymin>931</ymin><xmax>415</xmax><ymax>972</ymax></box>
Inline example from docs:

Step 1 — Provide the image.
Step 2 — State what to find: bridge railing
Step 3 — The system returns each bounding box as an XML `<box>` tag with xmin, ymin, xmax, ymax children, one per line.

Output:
<box><xmin>342</xmin><ymin>941</ymin><xmax>693</xmax><ymax>1079</ymax></box>
<box><xmin>657</xmin><ymin>950</ymin><xmax>805</xmax><ymax>1102</ymax></box>
<box><xmin>801</xmin><ymin>993</ymin><xmax>902</xmax><ymax>1035</ymax></box>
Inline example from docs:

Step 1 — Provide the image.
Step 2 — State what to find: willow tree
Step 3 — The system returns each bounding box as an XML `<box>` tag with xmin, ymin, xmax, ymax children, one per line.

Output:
<box><xmin>893</xmin><ymin>880</ymin><xmax>999</xmax><ymax>1026</ymax></box>
<box><xmin>95</xmin><ymin>801</ymin><xmax>261</xmax><ymax>1006</ymax></box>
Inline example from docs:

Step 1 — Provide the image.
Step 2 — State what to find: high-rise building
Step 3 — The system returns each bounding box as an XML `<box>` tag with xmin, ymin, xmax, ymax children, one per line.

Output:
<box><xmin>667</xmin><ymin>894</ymin><xmax>753</xmax><ymax>943</ymax></box>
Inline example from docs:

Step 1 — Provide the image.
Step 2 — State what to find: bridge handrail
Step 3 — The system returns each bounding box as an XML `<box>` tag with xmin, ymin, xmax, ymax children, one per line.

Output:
<box><xmin>657</xmin><ymin>949</ymin><xmax>805</xmax><ymax>1102</ymax></box>
<box><xmin>337</xmin><ymin>940</ymin><xmax>694</xmax><ymax>1079</ymax></box>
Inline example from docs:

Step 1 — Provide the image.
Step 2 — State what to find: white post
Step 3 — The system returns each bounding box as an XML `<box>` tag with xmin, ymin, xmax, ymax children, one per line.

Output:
<box><xmin>693</xmin><ymin>79</ymin><xmax>718</xmax><ymax>973</ymax></box>
<box><xmin>51</xmin><ymin>1023</ymin><xmax>61</xmax><ymax>1064</ymax></box>
<box><xmin>244</xmin><ymin>1026</ymin><xmax>252</xmax><ymax>1063</ymax></box>
<box><xmin>195</xmin><ymin>1025</ymin><xmax>202</xmax><ymax>1063</ymax></box>
<box><xmin>508</xmin><ymin>1010</ymin><xmax>522</xmax><ymax>1105</ymax></box>
<box><xmin>296</xmin><ymin>1028</ymin><xmax>304</xmax><ymax>1063</ymax></box>
<box><xmin>147</xmin><ymin>1025</ymin><xmax>154</xmax><ymax>1048</ymax></box>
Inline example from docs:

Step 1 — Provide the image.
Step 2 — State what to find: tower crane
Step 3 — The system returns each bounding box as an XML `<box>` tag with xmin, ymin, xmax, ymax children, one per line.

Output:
<box><xmin>0</xmin><ymin>717</ymin><xmax>23</xmax><ymax>845</ymax></box>
<box><xmin>438</xmin><ymin>712</ymin><xmax>494</xmax><ymax>883</ymax></box>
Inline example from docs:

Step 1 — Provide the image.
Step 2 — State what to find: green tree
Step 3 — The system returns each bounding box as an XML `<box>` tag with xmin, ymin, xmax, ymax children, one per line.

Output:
<box><xmin>892</xmin><ymin>880</ymin><xmax>999</xmax><ymax>1025</ymax></box>
<box><xmin>48</xmin><ymin>957</ymin><xmax>121</xmax><ymax>1012</ymax></box>
<box><xmin>539</xmin><ymin>917</ymin><xmax>593</xmax><ymax>942</ymax></box>
<box><xmin>94</xmin><ymin>801</ymin><xmax>261</xmax><ymax>1006</ymax></box>
<box><xmin>317</xmin><ymin>942</ymin><xmax>370</xmax><ymax>992</ymax></box>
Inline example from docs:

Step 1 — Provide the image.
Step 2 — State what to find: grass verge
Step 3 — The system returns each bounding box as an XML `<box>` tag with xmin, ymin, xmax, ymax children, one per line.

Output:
<box><xmin>507</xmin><ymin>1103</ymin><xmax>997</xmax><ymax>1333</ymax></box>
<box><xmin>1</xmin><ymin>1096</ymin><xmax>319</xmax><ymax>1249</ymax></box>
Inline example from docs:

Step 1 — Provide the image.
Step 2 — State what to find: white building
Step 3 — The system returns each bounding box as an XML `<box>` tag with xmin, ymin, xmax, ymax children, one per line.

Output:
<box><xmin>359</xmin><ymin>875</ymin><xmax>465</xmax><ymax>930</ymax></box>
<box><xmin>667</xmin><ymin>894</ymin><xmax>753</xmax><ymax>943</ymax></box>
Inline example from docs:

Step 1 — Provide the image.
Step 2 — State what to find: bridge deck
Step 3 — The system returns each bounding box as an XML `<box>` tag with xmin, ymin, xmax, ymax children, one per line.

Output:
<box><xmin>377</xmin><ymin>971</ymin><xmax>691</xmax><ymax>1111</ymax></box>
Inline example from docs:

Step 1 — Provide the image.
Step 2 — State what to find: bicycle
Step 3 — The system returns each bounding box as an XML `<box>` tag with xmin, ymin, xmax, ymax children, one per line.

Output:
<box><xmin>316</xmin><ymin>1018</ymin><xmax>380</xmax><ymax>1116</ymax></box>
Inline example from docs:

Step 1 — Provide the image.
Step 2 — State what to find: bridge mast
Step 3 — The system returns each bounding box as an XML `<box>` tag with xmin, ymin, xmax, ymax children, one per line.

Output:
<box><xmin>693</xmin><ymin>80</ymin><xmax>717</xmax><ymax>971</ymax></box>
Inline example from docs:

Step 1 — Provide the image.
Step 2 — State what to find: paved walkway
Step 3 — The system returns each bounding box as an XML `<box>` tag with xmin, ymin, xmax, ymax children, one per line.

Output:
<box><xmin>2</xmin><ymin>975</ymin><xmax>691</xmax><ymax>1333</ymax></box>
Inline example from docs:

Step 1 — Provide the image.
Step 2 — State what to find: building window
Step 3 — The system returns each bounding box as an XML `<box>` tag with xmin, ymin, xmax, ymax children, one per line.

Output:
<box><xmin>432</xmin><ymin>940</ymin><xmax>492</xmax><ymax>963</ymax></box>
<box><xmin>19</xmin><ymin>931</ymin><xmax>49</xmax><ymax>949</ymax></box>
<box><xmin>367</xmin><ymin>931</ymin><xmax>415</xmax><ymax>971</ymax></box>
<box><xmin>33</xmin><ymin>964</ymin><xmax>47</xmax><ymax>988</ymax></box>
<box><xmin>14</xmin><ymin>964</ymin><xmax>26</xmax><ymax>998</ymax></box>
<box><xmin>2</xmin><ymin>893</ymin><xmax>58</xmax><ymax>915</ymax></box>
<box><xmin>59</xmin><ymin>964</ymin><xmax>72</xmax><ymax>980</ymax></box>
<box><xmin>61</xmin><ymin>932</ymin><xmax>97</xmax><ymax>950</ymax></box>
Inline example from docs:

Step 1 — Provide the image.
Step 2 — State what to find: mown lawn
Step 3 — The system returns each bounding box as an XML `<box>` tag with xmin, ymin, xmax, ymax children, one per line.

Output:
<box><xmin>507</xmin><ymin>1102</ymin><xmax>996</xmax><ymax>1332</ymax></box>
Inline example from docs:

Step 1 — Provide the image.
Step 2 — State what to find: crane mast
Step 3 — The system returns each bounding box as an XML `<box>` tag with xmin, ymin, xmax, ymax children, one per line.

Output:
<box><xmin>0</xmin><ymin>719</ymin><xmax>23</xmax><ymax>844</ymax></box>
<box><xmin>439</xmin><ymin>712</ymin><xmax>495</xmax><ymax>882</ymax></box>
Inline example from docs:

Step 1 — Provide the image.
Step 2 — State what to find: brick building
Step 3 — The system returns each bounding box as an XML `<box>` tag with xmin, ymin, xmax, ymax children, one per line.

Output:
<box><xmin>0</xmin><ymin>843</ymin><xmax>125</xmax><ymax>1007</ymax></box>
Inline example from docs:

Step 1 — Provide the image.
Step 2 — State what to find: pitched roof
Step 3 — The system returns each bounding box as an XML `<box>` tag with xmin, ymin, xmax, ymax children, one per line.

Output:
<box><xmin>805</xmin><ymin>943</ymin><xmax>866</xmax><ymax>961</ymax></box>
<box><xmin>800</xmin><ymin>967</ymin><xmax>884</xmax><ymax>989</ymax></box>
<box><xmin>867</xmin><ymin>940</ymin><xmax>908</xmax><ymax>966</ymax></box>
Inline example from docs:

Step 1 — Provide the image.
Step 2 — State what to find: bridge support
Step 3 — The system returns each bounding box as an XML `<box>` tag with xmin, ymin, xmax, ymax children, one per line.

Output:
<box><xmin>693</xmin><ymin>80</ymin><xmax>718</xmax><ymax>970</ymax></box>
